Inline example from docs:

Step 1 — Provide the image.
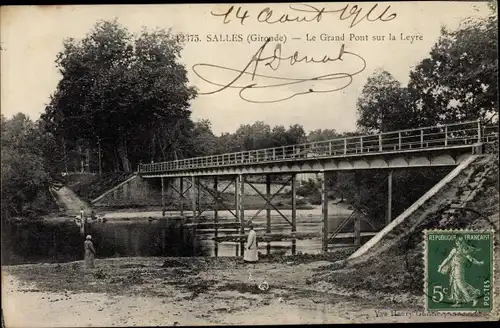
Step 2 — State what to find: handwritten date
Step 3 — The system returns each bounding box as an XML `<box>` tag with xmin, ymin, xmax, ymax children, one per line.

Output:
<box><xmin>211</xmin><ymin>3</ymin><xmax>397</xmax><ymax>27</ymax></box>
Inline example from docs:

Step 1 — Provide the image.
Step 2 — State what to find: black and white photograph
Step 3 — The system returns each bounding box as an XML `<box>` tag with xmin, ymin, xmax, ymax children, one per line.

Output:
<box><xmin>1</xmin><ymin>1</ymin><xmax>499</xmax><ymax>326</ymax></box>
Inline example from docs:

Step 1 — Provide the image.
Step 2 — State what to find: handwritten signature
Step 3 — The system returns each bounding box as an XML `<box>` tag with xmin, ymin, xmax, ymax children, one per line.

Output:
<box><xmin>192</xmin><ymin>40</ymin><xmax>366</xmax><ymax>103</ymax></box>
<box><xmin>211</xmin><ymin>3</ymin><xmax>397</xmax><ymax>28</ymax></box>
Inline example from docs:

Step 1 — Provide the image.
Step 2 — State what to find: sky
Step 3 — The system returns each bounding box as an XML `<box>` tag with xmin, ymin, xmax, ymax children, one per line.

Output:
<box><xmin>0</xmin><ymin>2</ymin><xmax>492</xmax><ymax>135</ymax></box>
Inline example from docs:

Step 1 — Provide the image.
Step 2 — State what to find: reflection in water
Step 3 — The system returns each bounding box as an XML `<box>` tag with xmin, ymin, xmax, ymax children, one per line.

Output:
<box><xmin>1</xmin><ymin>219</ymin><xmax>200</xmax><ymax>265</ymax></box>
<box><xmin>2</xmin><ymin>214</ymin><xmax>374</xmax><ymax>265</ymax></box>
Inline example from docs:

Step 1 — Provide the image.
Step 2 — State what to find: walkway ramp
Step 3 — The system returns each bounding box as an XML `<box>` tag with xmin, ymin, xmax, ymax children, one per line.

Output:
<box><xmin>91</xmin><ymin>174</ymin><xmax>139</xmax><ymax>205</ymax></box>
<box><xmin>347</xmin><ymin>154</ymin><xmax>483</xmax><ymax>264</ymax></box>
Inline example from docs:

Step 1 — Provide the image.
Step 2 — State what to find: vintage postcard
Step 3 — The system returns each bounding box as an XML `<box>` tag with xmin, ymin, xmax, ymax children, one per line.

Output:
<box><xmin>1</xmin><ymin>1</ymin><xmax>499</xmax><ymax>326</ymax></box>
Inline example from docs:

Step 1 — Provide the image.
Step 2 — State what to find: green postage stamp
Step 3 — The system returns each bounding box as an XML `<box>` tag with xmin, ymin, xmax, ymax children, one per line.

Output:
<box><xmin>424</xmin><ymin>229</ymin><xmax>494</xmax><ymax>312</ymax></box>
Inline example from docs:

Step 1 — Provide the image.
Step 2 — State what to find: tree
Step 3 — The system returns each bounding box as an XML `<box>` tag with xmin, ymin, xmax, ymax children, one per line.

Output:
<box><xmin>153</xmin><ymin>117</ymin><xmax>196</xmax><ymax>162</ymax></box>
<box><xmin>42</xmin><ymin>19</ymin><xmax>197</xmax><ymax>172</ymax></box>
<box><xmin>189</xmin><ymin>119</ymin><xmax>218</xmax><ymax>156</ymax></box>
<box><xmin>216</xmin><ymin>132</ymin><xmax>241</xmax><ymax>154</ymax></box>
<box><xmin>351</xmin><ymin>6</ymin><xmax>498</xmax><ymax>225</ymax></box>
<box><xmin>408</xmin><ymin>4</ymin><xmax>498</xmax><ymax>124</ymax></box>
<box><xmin>285</xmin><ymin>124</ymin><xmax>307</xmax><ymax>145</ymax></box>
<box><xmin>308</xmin><ymin>129</ymin><xmax>340</xmax><ymax>142</ymax></box>
<box><xmin>232</xmin><ymin>121</ymin><xmax>273</xmax><ymax>151</ymax></box>
<box><xmin>271</xmin><ymin>125</ymin><xmax>288</xmax><ymax>147</ymax></box>
<box><xmin>356</xmin><ymin>69</ymin><xmax>418</xmax><ymax>133</ymax></box>
<box><xmin>1</xmin><ymin>114</ymin><xmax>57</xmax><ymax>219</ymax></box>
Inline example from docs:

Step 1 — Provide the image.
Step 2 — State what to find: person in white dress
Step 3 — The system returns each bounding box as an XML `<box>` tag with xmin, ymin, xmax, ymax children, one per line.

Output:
<box><xmin>244</xmin><ymin>224</ymin><xmax>259</xmax><ymax>263</ymax></box>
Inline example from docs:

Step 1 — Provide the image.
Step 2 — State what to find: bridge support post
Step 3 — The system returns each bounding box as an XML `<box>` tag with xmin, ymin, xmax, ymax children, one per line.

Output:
<box><xmin>161</xmin><ymin>177</ymin><xmax>165</xmax><ymax>216</ymax></box>
<box><xmin>234</xmin><ymin>175</ymin><xmax>239</xmax><ymax>221</ymax></box>
<box><xmin>196</xmin><ymin>177</ymin><xmax>201</xmax><ymax>216</ymax></box>
<box><xmin>179</xmin><ymin>177</ymin><xmax>184</xmax><ymax>217</ymax></box>
<box><xmin>238</xmin><ymin>174</ymin><xmax>245</xmax><ymax>256</ymax></box>
<box><xmin>354</xmin><ymin>213</ymin><xmax>361</xmax><ymax>246</ymax></box>
<box><xmin>291</xmin><ymin>173</ymin><xmax>297</xmax><ymax>255</ymax></box>
<box><xmin>266</xmin><ymin>174</ymin><xmax>271</xmax><ymax>255</ymax></box>
<box><xmin>191</xmin><ymin>176</ymin><xmax>197</xmax><ymax>218</ymax></box>
<box><xmin>214</xmin><ymin>176</ymin><xmax>219</xmax><ymax>257</ymax></box>
<box><xmin>387</xmin><ymin>170</ymin><xmax>393</xmax><ymax>225</ymax></box>
<box><xmin>190</xmin><ymin>176</ymin><xmax>198</xmax><ymax>255</ymax></box>
<box><xmin>321</xmin><ymin>171</ymin><xmax>329</xmax><ymax>253</ymax></box>
<box><xmin>234</xmin><ymin>175</ymin><xmax>240</xmax><ymax>256</ymax></box>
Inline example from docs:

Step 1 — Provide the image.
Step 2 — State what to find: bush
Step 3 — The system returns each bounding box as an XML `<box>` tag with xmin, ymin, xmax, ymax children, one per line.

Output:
<box><xmin>308</xmin><ymin>190</ymin><xmax>322</xmax><ymax>205</ymax></box>
<box><xmin>296</xmin><ymin>179</ymin><xmax>318</xmax><ymax>197</ymax></box>
<box><xmin>1</xmin><ymin>115</ymin><xmax>56</xmax><ymax>220</ymax></box>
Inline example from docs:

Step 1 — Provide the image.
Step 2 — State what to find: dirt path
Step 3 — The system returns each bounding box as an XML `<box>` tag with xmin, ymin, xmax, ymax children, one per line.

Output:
<box><xmin>2</xmin><ymin>257</ymin><xmax>494</xmax><ymax>326</ymax></box>
<box><xmin>52</xmin><ymin>186</ymin><xmax>92</xmax><ymax>216</ymax></box>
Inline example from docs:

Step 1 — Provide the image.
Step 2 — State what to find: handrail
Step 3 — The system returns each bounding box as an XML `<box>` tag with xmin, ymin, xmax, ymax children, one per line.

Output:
<box><xmin>139</xmin><ymin>120</ymin><xmax>499</xmax><ymax>173</ymax></box>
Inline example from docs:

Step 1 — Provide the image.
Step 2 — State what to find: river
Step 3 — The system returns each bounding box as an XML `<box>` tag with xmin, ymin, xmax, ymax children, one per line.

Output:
<box><xmin>1</xmin><ymin>206</ymin><xmax>379</xmax><ymax>265</ymax></box>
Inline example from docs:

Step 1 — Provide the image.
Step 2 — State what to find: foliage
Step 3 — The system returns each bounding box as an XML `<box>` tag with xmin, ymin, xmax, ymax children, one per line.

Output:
<box><xmin>329</xmin><ymin>172</ymin><xmax>356</xmax><ymax>203</ymax></box>
<box><xmin>296</xmin><ymin>179</ymin><xmax>318</xmax><ymax>198</ymax></box>
<box><xmin>357</xmin><ymin>8</ymin><xmax>498</xmax><ymax>130</ymax></box>
<box><xmin>308</xmin><ymin>129</ymin><xmax>340</xmax><ymax>142</ymax></box>
<box><xmin>211</xmin><ymin>121</ymin><xmax>309</xmax><ymax>154</ymax></box>
<box><xmin>189</xmin><ymin>119</ymin><xmax>219</xmax><ymax>156</ymax></box>
<box><xmin>408</xmin><ymin>6</ymin><xmax>498</xmax><ymax>125</ymax></box>
<box><xmin>356</xmin><ymin>69</ymin><xmax>418</xmax><ymax>133</ymax></box>
<box><xmin>351</xmin><ymin>8</ymin><xmax>498</xmax><ymax>224</ymax></box>
<box><xmin>42</xmin><ymin>19</ymin><xmax>197</xmax><ymax>172</ymax></box>
<box><xmin>1</xmin><ymin>114</ymin><xmax>58</xmax><ymax>219</ymax></box>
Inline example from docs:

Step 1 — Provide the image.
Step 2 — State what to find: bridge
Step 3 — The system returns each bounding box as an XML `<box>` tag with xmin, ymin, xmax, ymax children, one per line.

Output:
<box><xmin>126</xmin><ymin>120</ymin><xmax>497</xmax><ymax>255</ymax></box>
<box><xmin>139</xmin><ymin>120</ymin><xmax>496</xmax><ymax>177</ymax></box>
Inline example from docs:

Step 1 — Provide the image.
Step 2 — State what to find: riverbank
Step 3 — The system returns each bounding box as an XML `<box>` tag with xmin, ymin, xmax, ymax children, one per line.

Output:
<box><xmin>2</xmin><ymin>255</ymin><xmax>494</xmax><ymax>326</ymax></box>
<box><xmin>43</xmin><ymin>201</ymin><xmax>354</xmax><ymax>222</ymax></box>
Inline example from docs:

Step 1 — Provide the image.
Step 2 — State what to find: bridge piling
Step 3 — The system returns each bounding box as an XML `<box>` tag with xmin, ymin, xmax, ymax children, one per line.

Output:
<box><xmin>161</xmin><ymin>177</ymin><xmax>165</xmax><ymax>216</ymax></box>
<box><xmin>190</xmin><ymin>176</ymin><xmax>197</xmax><ymax>255</ymax></box>
<box><xmin>238</xmin><ymin>174</ymin><xmax>245</xmax><ymax>256</ymax></box>
<box><xmin>266</xmin><ymin>174</ymin><xmax>271</xmax><ymax>255</ymax></box>
<box><xmin>196</xmin><ymin>177</ymin><xmax>201</xmax><ymax>216</ymax></box>
<box><xmin>291</xmin><ymin>173</ymin><xmax>297</xmax><ymax>255</ymax></box>
<box><xmin>234</xmin><ymin>175</ymin><xmax>240</xmax><ymax>255</ymax></box>
<box><xmin>321</xmin><ymin>172</ymin><xmax>329</xmax><ymax>253</ymax></box>
<box><xmin>214</xmin><ymin>176</ymin><xmax>219</xmax><ymax>257</ymax></box>
<box><xmin>191</xmin><ymin>176</ymin><xmax>196</xmax><ymax>217</ymax></box>
<box><xmin>354</xmin><ymin>214</ymin><xmax>361</xmax><ymax>246</ymax></box>
<box><xmin>387</xmin><ymin>170</ymin><xmax>393</xmax><ymax>225</ymax></box>
<box><xmin>180</xmin><ymin>177</ymin><xmax>184</xmax><ymax>217</ymax></box>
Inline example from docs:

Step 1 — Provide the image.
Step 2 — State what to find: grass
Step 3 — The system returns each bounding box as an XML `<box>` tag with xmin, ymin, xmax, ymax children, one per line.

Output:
<box><xmin>66</xmin><ymin>172</ymin><xmax>135</xmax><ymax>202</ymax></box>
<box><xmin>3</xmin><ymin>251</ymin><xmax>343</xmax><ymax>304</ymax></box>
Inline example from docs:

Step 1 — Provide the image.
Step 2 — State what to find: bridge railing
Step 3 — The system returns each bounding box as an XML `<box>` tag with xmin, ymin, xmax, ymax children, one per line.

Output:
<box><xmin>139</xmin><ymin>120</ymin><xmax>498</xmax><ymax>173</ymax></box>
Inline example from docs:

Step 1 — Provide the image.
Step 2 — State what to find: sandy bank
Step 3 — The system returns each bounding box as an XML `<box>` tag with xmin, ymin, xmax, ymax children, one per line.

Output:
<box><xmin>2</xmin><ymin>255</ymin><xmax>495</xmax><ymax>326</ymax></box>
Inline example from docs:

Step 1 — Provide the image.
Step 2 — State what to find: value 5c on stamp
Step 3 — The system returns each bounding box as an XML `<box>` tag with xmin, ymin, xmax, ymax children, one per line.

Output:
<box><xmin>425</xmin><ymin>230</ymin><xmax>494</xmax><ymax>312</ymax></box>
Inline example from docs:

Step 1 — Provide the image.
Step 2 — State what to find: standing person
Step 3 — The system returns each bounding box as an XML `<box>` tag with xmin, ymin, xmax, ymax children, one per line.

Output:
<box><xmin>79</xmin><ymin>207</ymin><xmax>87</xmax><ymax>235</ymax></box>
<box><xmin>244</xmin><ymin>224</ymin><xmax>258</xmax><ymax>263</ymax></box>
<box><xmin>84</xmin><ymin>235</ymin><xmax>96</xmax><ymax>269</ymax></box>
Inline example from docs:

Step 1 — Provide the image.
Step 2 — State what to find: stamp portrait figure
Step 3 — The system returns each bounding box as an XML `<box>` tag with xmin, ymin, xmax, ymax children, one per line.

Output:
<box><xmin>437</xmin><ymin>236</ymin><xmax>484</xmax><ymax>307</ymax></box>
